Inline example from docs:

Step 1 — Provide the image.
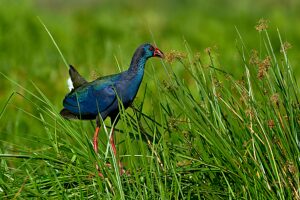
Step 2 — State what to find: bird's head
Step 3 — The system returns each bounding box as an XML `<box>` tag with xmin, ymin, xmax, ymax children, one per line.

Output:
<box><xmin>142</xmin><ymin>43</ymin><xmax>164</xmax><ymax>59</ymax></box>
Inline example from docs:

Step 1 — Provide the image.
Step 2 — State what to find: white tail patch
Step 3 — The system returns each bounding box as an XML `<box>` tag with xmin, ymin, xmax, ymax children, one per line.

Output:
<box><xmin>67</xmin><ymin>78</ymin><xmax>74</xmax><ymax>91</ymax></box>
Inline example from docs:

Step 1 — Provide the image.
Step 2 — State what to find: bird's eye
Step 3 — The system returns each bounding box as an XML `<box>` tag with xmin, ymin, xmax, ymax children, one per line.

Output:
<box><xmin>149</xmin><ymin>46</ymin><xmax>154</xmax><ymax>51</ymax></box>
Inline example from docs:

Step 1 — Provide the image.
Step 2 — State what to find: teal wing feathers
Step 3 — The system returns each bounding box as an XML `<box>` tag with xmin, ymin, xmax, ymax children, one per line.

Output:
<box><xmin>62</xmin><ymin>74</ymin><xmax>122</xmax><ymax>118</ymax></box>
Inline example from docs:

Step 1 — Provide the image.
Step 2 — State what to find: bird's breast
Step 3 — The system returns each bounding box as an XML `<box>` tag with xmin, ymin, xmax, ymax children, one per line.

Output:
<box><xmin>117</xmin><ymin>72</ymin><xmax>143</xmax><ymax>105</ymax></box>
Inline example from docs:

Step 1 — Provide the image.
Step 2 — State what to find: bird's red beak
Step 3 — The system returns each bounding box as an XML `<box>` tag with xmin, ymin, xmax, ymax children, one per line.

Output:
<box><xmin>153</xmin><ymin>47</ymin><xmax>164</xmax><ymax>58</ymax></box>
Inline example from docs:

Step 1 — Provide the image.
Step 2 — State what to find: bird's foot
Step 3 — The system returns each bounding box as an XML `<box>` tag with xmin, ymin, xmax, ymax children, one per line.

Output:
<box><xmin>118</xmin><ymin>162</ymin><xmax>130</xmax><ymax>176</ymax></box>
<box><xmin>95</xmin><ymin>163</ymin><xmax>104</xmax><ymax>178</ymax></box>
<box><xmin>105</xmin><ymin>162</ymin><xmax>128</xmax><ymax>176</ymax></box>
<box><xmin>93</xmin><ymin>162</ymin><xmax>126</xmax><ymax>178</ymax></box>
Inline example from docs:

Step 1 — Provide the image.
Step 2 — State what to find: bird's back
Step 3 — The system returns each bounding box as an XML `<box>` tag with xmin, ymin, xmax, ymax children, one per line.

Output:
<box><xmin>61</xmin><ymin>70</ymin><xmax>142</xmax><ymax>120</ymax></box>
<box><xmin>62</xmin><ymin>72</ymin><xmax>123</xmax><ymax>119</ymax></box>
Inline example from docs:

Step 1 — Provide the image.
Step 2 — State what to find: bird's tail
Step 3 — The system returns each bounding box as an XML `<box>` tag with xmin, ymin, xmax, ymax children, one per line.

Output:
<box><xmin>60</xmin><ymin>108</ymin><xmax>78</xmax><ymax>119</ymax></box>
<box><xmin>67</xmin><ymin>65</ymin><xmax>88</xmax><ymax>91</ymax></box>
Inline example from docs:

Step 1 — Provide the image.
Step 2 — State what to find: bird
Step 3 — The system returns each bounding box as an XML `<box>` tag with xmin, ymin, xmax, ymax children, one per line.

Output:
<box><xmin>60</xmin><ymin>43</ymin><xmax>164</xmax><ymax>175</ymax></box>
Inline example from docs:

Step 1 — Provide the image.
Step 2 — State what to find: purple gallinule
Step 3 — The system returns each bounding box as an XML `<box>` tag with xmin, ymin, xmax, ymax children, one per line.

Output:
<box><xmin>60</xmin><ymin>43</ymin><xmax>164</xmax><ymax>175</ymax></box>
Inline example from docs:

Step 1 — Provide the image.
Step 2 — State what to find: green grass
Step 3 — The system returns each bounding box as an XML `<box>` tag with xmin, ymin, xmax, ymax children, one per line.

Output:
<box><xmin>1</xmin><ymin>29</ymin><xmax>299</xmax><ymax>199</ymax></box>
<box><xmin>1</xmin><ymin>0</ymin><xmax>300</xmax><ymax>199</ymax></box>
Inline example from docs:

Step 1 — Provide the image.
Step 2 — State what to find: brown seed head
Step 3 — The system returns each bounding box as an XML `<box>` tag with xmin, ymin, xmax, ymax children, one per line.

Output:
<box><xmin>165</xmin><ymin>50</ymin><xmax>187</xmax><ymax>64</ymax></box>
<box><xmin>249</xmin><ymin>49</ymin><xmax>260</xmax><ymax>65</ymax></box>
<box><xmin>268</xmin><ymin>119</ymin><xmax>275</xmax><ymax>129</ymax></box>
<box><xmin>287</xmin><ymin>161</ymin><xmax>296</xmax><ymax>174</ymax></box>
<box><xmin>270</xmin><ymin>93</ymin><xmax>280</xmax><ymax>106</ymax></box>
<box><xmin>280</xmin><ymin>41</ymin><xmax>292</xmax><ymax>53</ymax></box>
<box><xmin>255</xmin><ymin>18</ymin><xmax>269</xmax><ymax>32</ymax></box>
<box><xmin>257</xmin><ymin>56</ymin><xmax>271</xmax><ymax>79</ymax></box>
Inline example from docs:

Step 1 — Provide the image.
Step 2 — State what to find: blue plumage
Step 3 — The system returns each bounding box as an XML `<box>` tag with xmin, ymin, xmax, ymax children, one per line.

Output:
<box><xmin>63</xmin><ymin>74</ymin><xmax>121</xmax><ymax>118</ymax></box>
<box><xmin>60</xmin><ymin>43</ymin><xmax>164</xmax><ymax>123</ymax></box>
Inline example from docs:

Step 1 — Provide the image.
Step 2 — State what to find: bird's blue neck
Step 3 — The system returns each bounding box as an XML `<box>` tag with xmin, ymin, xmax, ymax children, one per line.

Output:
<box><xmin>128</xmin><ymin>55</ymin><xmax>147</xmax><ymax>76</ymax></box>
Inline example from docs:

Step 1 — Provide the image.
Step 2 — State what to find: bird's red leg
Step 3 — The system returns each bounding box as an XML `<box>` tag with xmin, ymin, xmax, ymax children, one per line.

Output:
<box><xmin>93</xmin><ymin>126</ymin><xmax>100</xmax><ymax>153</ymax></box>
<box><xmin>109</xmin><ymin>127</ymin><xmax>117</xmax><ymax>156</ymax></box>
<box><xmin>93</xmin><ymin>126</ymin><xmax>103</xmax><ymax>177</ymax></box>
<box><xmin>93</xmin><ymin>125</ymin><xmax>123</xmax><ymax>176</ymax></box>
<box><xmin>109</xmin><ymin>127</ymin><xmax>126</xmax><ymax>175</ymax></box>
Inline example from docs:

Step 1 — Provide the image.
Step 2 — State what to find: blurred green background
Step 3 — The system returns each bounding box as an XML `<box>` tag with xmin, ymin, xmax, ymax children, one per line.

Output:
<box><xmin>0</xmin><ymin>0</ymin><xmax>299</xmax><ymax>147</ymax></box>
